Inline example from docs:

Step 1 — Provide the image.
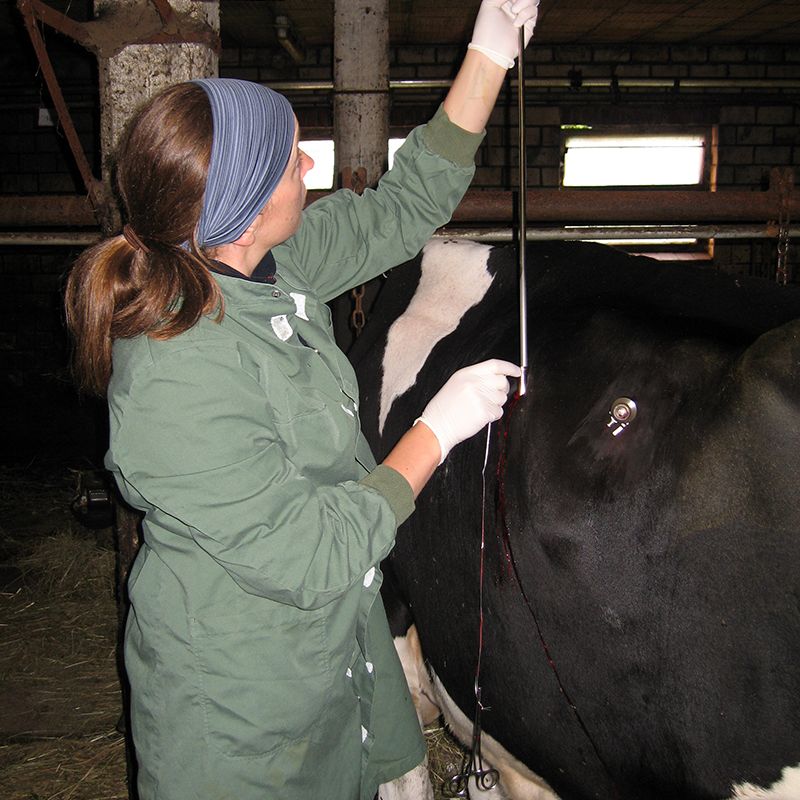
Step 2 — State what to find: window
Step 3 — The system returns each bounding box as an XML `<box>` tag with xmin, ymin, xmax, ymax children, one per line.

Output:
<box><xmin>388</xmin><ymin>138</ymin><xmax>405</xmax><ymax>168</ymax></box>
<box><xmin>299</xmin><ymin>138</ymin><xmax>408</xmax><ymax>190</ymax></box>
<box><xmin>561</xmin><ymin>128</ymin><xmax>714</xmax><ymax>257</ymax></box>
<box><xmin>300</xmin><ymin>140</ymin><xmax>335</xmax><ymax>190</ymax></box>
<box><xmin>563</xmin><ymin>134</ymin><xmax>706</xmax><ymax>187</ymax></box>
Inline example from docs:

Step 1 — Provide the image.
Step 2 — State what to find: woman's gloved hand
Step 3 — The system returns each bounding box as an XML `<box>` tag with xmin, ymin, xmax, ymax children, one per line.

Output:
<box><xmin>468</xmin><ymin>0</ymin><xmax>541</xmax><ymax>69</ymax></box>
<box><xmin>416</xmin><ymin>359</ymin><xmax>522</xmax><ymax>465</ymax></box>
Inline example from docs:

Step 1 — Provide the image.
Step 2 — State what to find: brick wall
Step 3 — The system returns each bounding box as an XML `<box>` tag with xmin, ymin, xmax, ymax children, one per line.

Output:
<box><xmin>0</xmin><ymin>41</ymin><xmax>100</xmax><ymax>462</ymax></box>
<box><xmin>0</xmin><ymin>244</ymin><xmax>108</xmax><ymax>463</ymax></box>
<box><xmin>221</xmin><ymin>41</ymin><xmax>799</xmax><ymax>280</ymax></box>
<box><xmin>0</xmin><ymin>39</ymin><xmax>98</xmax><ymax>197</ymax></box>
<box><xmin>3</xmin><ymin>40</ymin><xmax>797</xmax><ymax>268</ymax></box>
<box><xmin>1</xmin><ymin>40</ymin><xmax>798</xmax><ymax>462</ymax></box>
<box><xmin>0</xmin><ymin>104</ymin><xmax>94</xmax><ymax>195</ymax></box>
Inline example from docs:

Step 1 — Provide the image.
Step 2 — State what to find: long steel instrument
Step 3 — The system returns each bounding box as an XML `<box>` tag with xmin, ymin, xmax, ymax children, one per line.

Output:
<box><xmin>517</xmin><ymin>27</ymin><xmax>529</xmax><ymax>395</ymax></box>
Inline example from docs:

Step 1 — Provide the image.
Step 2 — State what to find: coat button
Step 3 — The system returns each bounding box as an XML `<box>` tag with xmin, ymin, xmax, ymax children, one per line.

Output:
<box><xmin>272</xmin><ymin>289</ymin><xmax>281</xmax><ymax>298</ymax></box>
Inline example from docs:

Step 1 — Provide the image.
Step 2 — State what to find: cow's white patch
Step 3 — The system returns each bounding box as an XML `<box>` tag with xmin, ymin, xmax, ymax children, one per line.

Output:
<box><xmin>729</xmin><ymin>764</ymin><xmax>800</xmax><ymax>799</ymax></box>
<box><xmin>430</xmin><ymin>670</ymin><xmax>561</xmax><ymax>800</ymax></box>
<box><xmin>393</xmin><ymin>625</ymin><xmax>440</xmax><ymax>726</ymax></box>
<box><xmin>391</xmin><ymin>620</ymin><xmax>559</xmax><ymax>800</ymax></box>
<box><xmin>379</xmin><ymin>759</ymin><xmax>435</xmax><ymax>800</ymax></box>
<box><xmin>290</xmin><ymin>292</ymin><xmax>309</xmax><ymax>320</ymax></box>
<box><xmin>270</xmin><ymin>314</ymin><xmax>293</xmax><ymax>341</ymax></box>
<box><xmin>379</xmin><ymin>239</ymin><xmax>495</xmax><ymax>434</ymax></box>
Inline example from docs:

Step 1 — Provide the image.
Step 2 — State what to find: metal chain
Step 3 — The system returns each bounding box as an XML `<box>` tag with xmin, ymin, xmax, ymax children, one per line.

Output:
<box><xmin>776</xmin><ymin>202</ymin><xmax>791</xmax><ymax>286</ymax></box>
<box><xmin>341</xmin><ymin>165</ymin><xmax>369</xmax><ymax>337</ymax></box>
<box><xmin>774</xmin><ymin>167</ymin><xmax>793</xmax><ymax>286</ymax></box>
<box><xmin>350</xmin><ymin>283</ymin><xmax>366</xmax><ymax>337</ymax></box>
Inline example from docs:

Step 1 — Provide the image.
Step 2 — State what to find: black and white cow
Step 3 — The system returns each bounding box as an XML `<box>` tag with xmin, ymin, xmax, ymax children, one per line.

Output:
<box><xmin>350</xmin><ymin>239</ymin><xmax>800</xmax><ymax>800</ymax></box>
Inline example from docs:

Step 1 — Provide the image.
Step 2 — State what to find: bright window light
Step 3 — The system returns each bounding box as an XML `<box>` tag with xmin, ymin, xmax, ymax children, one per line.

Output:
<box><xmin>300</xmin><ymin>140</ymin><xmax>335</xmax><ymax>190</ymax></box>
<box><xmin>300</xmin><ymin>138</ymin><xmax>409</xmax><ymax>189</ymax></box>
<box><xmin>388</xmin><ymin>138</ymin><xmax>405</xmax><ymax>168</ymax></box>
<box><xmin>563</xmin><ymin>135</ymin><xmax>705</xmax><ymax>187</ymax></box>
<box><xmin>574</xmin><ymin>229</ymin><xmax>699</xmax><ymax>247</ymax></box>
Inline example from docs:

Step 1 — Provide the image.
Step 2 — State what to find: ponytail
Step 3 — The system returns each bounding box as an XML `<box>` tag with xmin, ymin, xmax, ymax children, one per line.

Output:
<box><xmin>65</xmin><ymin>235</ymin><xmax>221</xmax><ymax>395</ymax></box>
<box><xmin>64</xmin><ymin>82</ymin><xmax>216</xmax><ymax>396</ymax></box>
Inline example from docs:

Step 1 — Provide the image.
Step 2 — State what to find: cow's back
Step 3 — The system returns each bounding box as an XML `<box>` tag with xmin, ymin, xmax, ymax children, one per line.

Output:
<box><xmin>351</xmin><ymin>239</ymin><xmax>800</xmax><ymax>800</ymax></box>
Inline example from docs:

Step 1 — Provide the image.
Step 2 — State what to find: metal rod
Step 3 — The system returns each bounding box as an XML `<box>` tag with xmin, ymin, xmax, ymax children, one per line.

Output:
<box><xmin>17</xmin><ymin>0</ymin><xmax>104</xmax><ymax>210</ymax></box>
<box><xmin>3</xmin><ymin>224</ymin><xmax>799</xmax><ymax>247</ymax></box>
<box><xmin>0</xmin><ymin>232</ymin><xmax>102</xmax><ymax>246</ymax></box>
<box><xmin>434</xmin><ymin>224</ymin><xmax>800</xmax><ymax>241</ymax></box>
<box><xmin>149</xmin><ymin>0</ymin><xmax>178</xmax><ymax>29</ymax></box>
<box><xmin>19</xmin><ymin>0</ymin><xmax>93</xmax><ymax>48</ymax></box>
<box><xmin>446</xmin><ymin>180</ymin><xmax>800</xmax><ymax>225</ymax></box>
<box><xmin>263</xmin><ymin>77</ymin><xmax>800</xmax><ymax>93</ymax></box>
<box><xmin>5</xmin><ymin>182</ymin><xmax>799</xmax><ymax>229</ymax></box>
<box><xmin>517</xmin><ymin>29</ymin><xmax>528</xmax><ymax>396</ymax></box>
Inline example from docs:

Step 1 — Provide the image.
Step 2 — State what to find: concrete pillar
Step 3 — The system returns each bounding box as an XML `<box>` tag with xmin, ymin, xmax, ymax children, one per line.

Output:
<box><xmin>333</xmin><ymin>0</ymin><xmax>389</xmax><ymax>189</ymax></box>
<box><xmin>91</xmin><ymin>0</ymin><xmax>218</xmax><ymax>636</ymax></box>
<box><xmin>95</xmin><ymin>0</ymin><xmax>219</xmax><ymax>186</ymax></box>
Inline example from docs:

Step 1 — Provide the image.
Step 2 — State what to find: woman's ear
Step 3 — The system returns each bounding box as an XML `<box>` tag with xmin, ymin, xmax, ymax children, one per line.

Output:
<box><xmin>234</xmin><ymin>214</ymin><xmax>260</xmax><ymax>247</ymax></box>
<box><xmin>234</xmin><ymin>228</ymin><xmax>256</xmax><ymax>247</ymax></box>
<box><xmin>209</xmin><ymin>208</ymin><xmax>268</xmax><ymax>272</ymax></box>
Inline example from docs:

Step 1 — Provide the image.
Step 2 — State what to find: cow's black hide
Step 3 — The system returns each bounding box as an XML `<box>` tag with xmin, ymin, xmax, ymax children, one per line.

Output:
<box><xmin>349</xmin><ymin>239</ymin><xmax>800</xmax><ymax>800</ymax></box>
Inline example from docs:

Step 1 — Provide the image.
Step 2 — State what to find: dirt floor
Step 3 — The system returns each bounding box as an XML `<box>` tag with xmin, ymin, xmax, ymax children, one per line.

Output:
<box><xmin>0</xmin><ymin>463</ymin><xmax>467</xmax><ymax>800</ymax></box>
<box><xmin>0</xmin><ymin>464</ymin><xmax>127</xmax><ymax>800</ymax></box>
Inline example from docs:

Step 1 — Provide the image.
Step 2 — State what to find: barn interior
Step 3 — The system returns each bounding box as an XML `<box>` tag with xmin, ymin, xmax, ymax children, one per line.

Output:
<box><xmin>1</xmin><ymin>0</ymin><xmax>800</xmax><ymax>467</ymax></box>
<box><xmin>0</xmin><ymin>1</ymin><xmax>799</xmax><ymax>798</ymax></box>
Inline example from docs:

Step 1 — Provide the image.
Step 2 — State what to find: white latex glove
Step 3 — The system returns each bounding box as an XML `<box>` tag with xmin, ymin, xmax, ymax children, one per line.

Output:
<box><xmin>416</xmin><ymin>359</ymin><xmax>522</xmax><ymax>465</ymax></box>
<box><xmin>468</xmin><ymin>0</ymin><xmax>540</xmax><ymax>69</ymax></box>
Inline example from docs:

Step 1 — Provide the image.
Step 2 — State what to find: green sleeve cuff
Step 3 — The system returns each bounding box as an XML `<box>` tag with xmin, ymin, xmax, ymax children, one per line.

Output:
<box><xmin>422</xmin><ymin>104</ymin><xmax>485</xmax><ymax>168</ymax></box>
<box><xmin>359</xmin><ymin>465</ymin><xmax>415</xmax><ymax>526</ymax></box>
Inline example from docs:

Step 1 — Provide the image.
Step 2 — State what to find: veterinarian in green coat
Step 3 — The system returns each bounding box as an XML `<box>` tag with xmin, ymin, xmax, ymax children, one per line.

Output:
<box><xmin>64</xmin><ymin>3</ymin><xmax>539</xmax><ymax>798</ymax></box>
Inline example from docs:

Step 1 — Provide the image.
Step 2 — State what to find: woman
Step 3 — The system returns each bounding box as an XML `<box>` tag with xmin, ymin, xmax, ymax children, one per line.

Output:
<box><xmin>65</xmin><ymin>2</ymin><xmax>538</xmax><ymax>798</ymax></box>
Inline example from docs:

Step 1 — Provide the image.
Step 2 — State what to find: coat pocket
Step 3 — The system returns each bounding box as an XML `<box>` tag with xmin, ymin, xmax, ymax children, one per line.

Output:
<box><xmin>190</xmin><ymin>602</ymin><xmax>333</xmax><ymax>758</ymax></box>
<box><xmin>273</xmin><ymin>401</ymin><xmax>358</xmax><ymax>476</ymax></box>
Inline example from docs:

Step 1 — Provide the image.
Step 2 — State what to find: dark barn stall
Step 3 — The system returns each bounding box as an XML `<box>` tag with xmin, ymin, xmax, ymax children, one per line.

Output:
<box><xmin>1</xmin><ymin>1</ymin><xmax>799</xmax><ymax>798</ymax></box>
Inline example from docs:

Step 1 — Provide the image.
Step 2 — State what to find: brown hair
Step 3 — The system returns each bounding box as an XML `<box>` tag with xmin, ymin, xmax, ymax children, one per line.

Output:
<box><xmin>64</xmin><ymin>82</ymin><xmax>221</xmax><ymax>395</ymax></box>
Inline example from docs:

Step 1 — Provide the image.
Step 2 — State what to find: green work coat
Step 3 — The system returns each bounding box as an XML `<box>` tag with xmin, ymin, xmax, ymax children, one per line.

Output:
<box><xmin>105</xmin><ymin>107</ymin><xmax>483</xmax><ymax>800</ymax></box>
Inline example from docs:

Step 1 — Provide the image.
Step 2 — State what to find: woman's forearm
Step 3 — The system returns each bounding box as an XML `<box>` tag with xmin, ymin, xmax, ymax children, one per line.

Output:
<box><xmin>381</xmin><ymin>423</ymin><xmax>441</xmax><ymax>499</ymax></box>
<box><xmin>442</xmin><ymin>49</ymin><xmax>508</xmax><ymax>134</ymax></box>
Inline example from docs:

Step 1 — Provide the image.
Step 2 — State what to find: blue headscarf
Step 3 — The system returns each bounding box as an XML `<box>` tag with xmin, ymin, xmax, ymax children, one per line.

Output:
<box><xmin>193</xmin><ymin>78</ymin><xmax>296</xmax><ymax>248</ymax></box>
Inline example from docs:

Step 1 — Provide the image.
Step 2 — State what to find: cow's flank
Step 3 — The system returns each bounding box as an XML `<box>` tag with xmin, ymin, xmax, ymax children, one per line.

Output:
<box><xmin>352</xmin><ymin>239</ymin><xmax>800</xmax><ymax>800</ymax></box>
